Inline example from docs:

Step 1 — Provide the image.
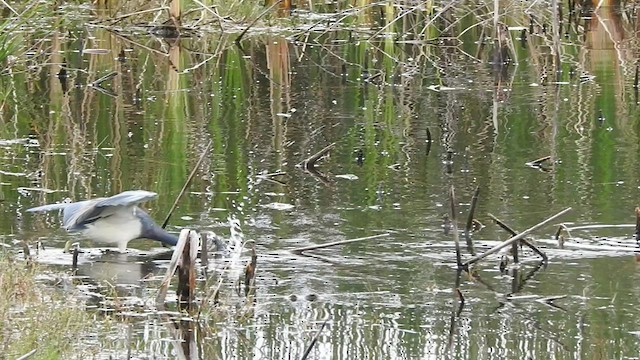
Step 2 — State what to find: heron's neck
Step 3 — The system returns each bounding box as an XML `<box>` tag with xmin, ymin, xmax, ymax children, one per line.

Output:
<box><xmin>143</xmin><ymin>225</ymin><xmax>179</xmax><ymax>246</ymax></box>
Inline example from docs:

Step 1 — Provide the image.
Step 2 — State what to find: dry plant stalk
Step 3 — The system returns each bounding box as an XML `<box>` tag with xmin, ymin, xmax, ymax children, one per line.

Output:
<box><xmin>464</xmin><ymin>186</ymin><xmax>480</xmax><ymax>255</ymax></box>
<box><xmin>488</xmin><ymin>213</ymin><xmax>547</xmax><ymax>262</ymax></box>
<box><xmin>301</xmin><ymin>319</ymin><xmax>329</xmax><ymax>360</ymax></box>
<box><xmin>290</xmin><ymin>233</ymin><xmax>390</xmax><ymax>255</ymax></box>
<box><xmin>169</xmin><ymin>0</ymin><xmax>181</xmax><ymax>27</ymax></box>
<box><xmin>463</xmin><ymin>208</ymin><xmax>571</xmax><ymax>267</ymax></box>
<box><xmin>162</xmin><ymin>140</ymin><xmax>212</xmax><ymax>229</ymax></box>
<box><xmin>236</xmin><ymin>0</ymin><xmax>284</xmax><ymax>45</ymax></box>
<box><xmin>156</xmin><ymin>229</ymin><xmax>191</xmax><ymax>309</ymax></box>
<box><xmin>298</xmin><ymin>143</ymin><xmax>336</xmax><ymax>170</ymax></box>
<box><xmin>177</xmin><ymin>230</ymin><xmax>200</xmax><ymax>310</ymax></box>
<box><xmin>449</xmin><ymin>185</ymin><xmax>463</xmax><ymax>267</ymax></box>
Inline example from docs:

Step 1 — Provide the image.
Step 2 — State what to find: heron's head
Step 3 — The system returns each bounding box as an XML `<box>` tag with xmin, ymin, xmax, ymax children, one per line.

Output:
<box><xmin>135</xmin><ymin>208</ymin><xmax>178</xmax><ymax>246</ymax></box>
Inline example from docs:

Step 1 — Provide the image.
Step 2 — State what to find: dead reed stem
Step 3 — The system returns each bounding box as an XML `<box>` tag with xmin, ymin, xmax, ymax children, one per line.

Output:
<box><xmin>463</xmin><ymin>208</ymin><xmax>571</xmax><ymax>267</ymax></box>
<box><xmin>236</xmin><ymin>0</ymin><xmax>283</xmax><ymax>45</ymax></box>
<box><xmin>298</xmin><ymin>143</ymin><xmax>336</xmax><ymax>170</ymax></box>
<box><xmin>156</xmin><ymin>229</ymin><xmax>190</xmax><ymax>309</ymax></box>
<box><xmin>104</xmin><ymin>7</ymin><xmax>168</xmax><ymax>25</ymax></box>
<box><xmin>463</xmin><ymin>186</ymin><xmax>479</xmax><ymax>255</ymax></box>
<box><xmin>301</xmin><ymin>319</ymin><xmax>329</xmax><ymax>360</ymax></box>
<box><xmin>290</xmin><ymin>233</ymin><xmax>389</xmax><ymax>255</ymax></box>
<box><xmin>488</xmin><ymin>213</ymin><xmax>547</xmax><ymax>262</ymax></box>
<box><xmin>449</xmin><ymin>185</ymin><xmax>463</xmax><ymax>267</ymax></box>
<box><xmin>169</xmin><ymin>0</ymin><xmax>181</xmax><ymax>27</ymax></box>
<box><xmin>162</xmin><ymin>140</ymin><xmax>212</xmax><ymax>229</ymax></box>
<box><xmin>191</xmin><ymin>0</ymin><xmax>225</xmax><ymax>30</ymax></box>
<box><xmin>177</xmin><ymin>230</ymin><xmax>199</xmax><ymax>310</ymax></box>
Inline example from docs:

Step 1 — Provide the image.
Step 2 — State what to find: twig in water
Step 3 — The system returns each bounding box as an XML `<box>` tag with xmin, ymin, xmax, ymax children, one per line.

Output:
<box><xmin>297</xmin><ymin>143</ymin><xmax>336</xmax><ymax>170</ymax></box>
<box><xmin>449</xmin><ymin>186</ymin><xmax>463</xmax><ymax>268</ymax></box>
<box><xmin>526</xmin><ymin>155</ymin><xmax>551</xmax><ymax>165</ymax></box>
<box><xmin>525</xmin><ymin>155</ymin><xmax>553</xmax><ymax>172</ymax></box>
<box><xmin>301</xmin><ymin>319</ymin><xmax>329</xmax><ymax>360</ymax></box>
<box><xmin>454</xmin><ymin>287</ymin><xmax>465</xmax><ymax>317</ymax></box>
<box><xmin>304</xmin><ymin>165</ymin><xmax>332</xmax><ymax>185</ymax></box>
<box><xmin>162</xmin><ymin>140</ymin><xmax>212</xmax><ymax>229</ymax></box>
<box><xmin>463</xmin><ymin>186</ymin><xmax>479</xmax><ymax>255</ymax></box>
<box><xmin>554</xmin><ymin>224</ymin><xmax>565</xmax><ymax>240</ymax></box>
<box><xmin>536</xmin><ymin>295</ymin><xmax>567</xmax><ymax>305</ymax></box>
<box><xmin>290</xmin><ymin>233</ymin><xmax>389</xmax><ymax>255</ymax></box>
<box><xmin>463</xmin><ymin>208</ymin><xmax>571</xmax><ymax>267</ymax></box>
<box><xmin>256</xmin><ymin>172</ymin><xmax>287</xmax><ymax>186</ymax></box>
<box><xmin>489</xmin><ymin>213</ymin><xmax>547</xmax><ymax>262</ymax></box>
<box><xmin>235</xmin><ymin>0</ymin><xmax>283</xmax><ymax>46</ymax></box>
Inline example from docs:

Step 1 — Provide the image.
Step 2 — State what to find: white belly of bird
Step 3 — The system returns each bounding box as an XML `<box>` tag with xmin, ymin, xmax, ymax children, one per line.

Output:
<box><xmin>81</xmin><ymin>212</ymin><xmax>142</xmax><ymax>251</ymax></box>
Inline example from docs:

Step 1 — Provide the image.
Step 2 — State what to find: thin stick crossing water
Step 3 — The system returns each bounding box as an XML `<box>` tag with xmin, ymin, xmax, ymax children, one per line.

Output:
<box><xmin>463</xmin><ymin>208</ymin><xmax>571</xmax><ymax>267</ymax></box>
<box><xmin>162</xmin><ymin>140</ymin><xmax>212</xmax><ymax>229</ymax></box>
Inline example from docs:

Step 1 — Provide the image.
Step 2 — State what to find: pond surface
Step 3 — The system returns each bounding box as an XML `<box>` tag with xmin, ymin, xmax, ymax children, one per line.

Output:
<box><xmin>1</xmin><ymin>1</ymin><xmax>640</xmax><ymax>359</ymax></box>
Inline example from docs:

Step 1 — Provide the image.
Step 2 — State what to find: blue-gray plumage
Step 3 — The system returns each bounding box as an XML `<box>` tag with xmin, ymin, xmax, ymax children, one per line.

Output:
<box><xmin>27</xmin><ymin>190</ymin><xmax>178</xmax><ymax>251</ymax></box>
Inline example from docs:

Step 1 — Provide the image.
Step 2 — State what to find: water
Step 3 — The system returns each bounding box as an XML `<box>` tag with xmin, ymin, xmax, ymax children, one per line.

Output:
<box><xmin>1</xmin><ymin>2</ymin><xmax>640</xmax><ymax>359</ymax></box>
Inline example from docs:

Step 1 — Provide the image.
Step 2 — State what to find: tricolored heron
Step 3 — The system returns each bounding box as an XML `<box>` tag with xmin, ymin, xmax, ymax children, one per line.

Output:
<box><xmin>27</xmin><ymin>190</ymin><xmax>178</xmax><ymax>251</ymax></box>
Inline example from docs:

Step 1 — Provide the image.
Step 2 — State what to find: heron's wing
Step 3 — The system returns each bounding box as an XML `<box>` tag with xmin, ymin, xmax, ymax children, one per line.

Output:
<box><xmin>27</xmin><ymin>200</ymin><xmax>95</xmax><ymax>231</ymax></box>
<box><xmin>94</xmin><ymin>190</ymin><xmax>158</xmax><ymax>207</ymax></box>
<box><xmin>61</xmin><ymin>201</ymin><xmax>98</xmax><ymax>230</ymax></box>
<box><xmin>26</xmin><ymin>202</ymin><xmax>74</xmax><ymax>212</ymax></box>
<box><xmin>62</xmin><ymin>191</ymin><xmax>158</xmax><ymax>231</ymax></box>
